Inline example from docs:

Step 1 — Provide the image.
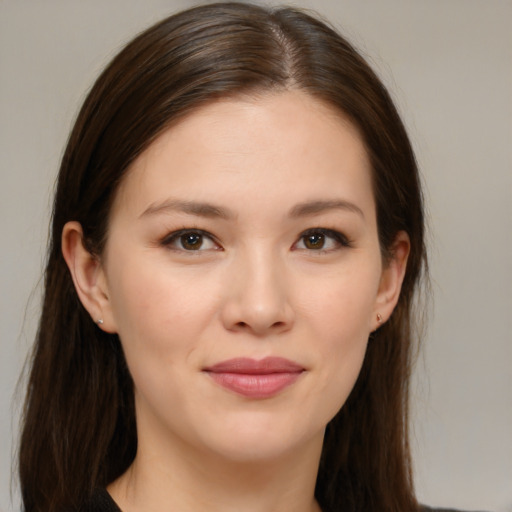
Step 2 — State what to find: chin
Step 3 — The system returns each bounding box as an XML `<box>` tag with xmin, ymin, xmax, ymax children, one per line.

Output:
<box><xmin>193</xmin><ymin>410</ymin><xmax>325</xmax><ymax>464</ymax></box>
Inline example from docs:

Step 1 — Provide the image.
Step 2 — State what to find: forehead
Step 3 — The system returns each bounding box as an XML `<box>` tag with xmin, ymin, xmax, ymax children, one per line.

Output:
<box><xmin>112</xmin><ymin>91</ymin><xmax>373</xmax><ymax>217</ymax></box>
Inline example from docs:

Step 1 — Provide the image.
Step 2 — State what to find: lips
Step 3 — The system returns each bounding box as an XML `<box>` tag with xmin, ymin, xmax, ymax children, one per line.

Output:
<box><xmin>203</xmin><ymin>357</ymin><xmax>305</xmax><ymax>399</ymax></box>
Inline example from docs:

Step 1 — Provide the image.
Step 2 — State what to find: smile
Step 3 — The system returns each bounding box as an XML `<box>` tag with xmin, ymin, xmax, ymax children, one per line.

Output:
<box><xmin>203</xmin><ymin>357</ymin><xmax>305</xmax><ymax>399</ymax></box>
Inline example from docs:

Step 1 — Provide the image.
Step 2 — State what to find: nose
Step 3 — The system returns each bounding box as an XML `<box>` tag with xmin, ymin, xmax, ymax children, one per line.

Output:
<box><xmin>220</xmin><ymin>249</ymin><xmax>295</xmax><ymax>337</ymax></box>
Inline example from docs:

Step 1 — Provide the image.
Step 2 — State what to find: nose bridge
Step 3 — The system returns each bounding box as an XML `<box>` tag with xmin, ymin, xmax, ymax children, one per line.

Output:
<box><xmin>222</xmin><ymin>242</ymin><xmax>293</xmax><ymax>335</ymax></box>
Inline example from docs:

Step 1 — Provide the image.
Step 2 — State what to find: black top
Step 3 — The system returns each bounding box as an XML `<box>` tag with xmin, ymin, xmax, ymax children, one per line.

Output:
<box><xmin>78</xmin><ymin>489</ymin><xmax>121</xmax><ymax>512</ymax></box>
<box><xmin>77</xmin><ymin>488</ymin><xmax>486</xmax><ymax>512</ymax></box>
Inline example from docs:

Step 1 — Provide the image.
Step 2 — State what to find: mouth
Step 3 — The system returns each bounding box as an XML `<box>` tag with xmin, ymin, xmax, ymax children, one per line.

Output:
<box><xmin>203</xmin><ymin>357</ymin><xmax>305</xmax><ymax>399</ymax></box>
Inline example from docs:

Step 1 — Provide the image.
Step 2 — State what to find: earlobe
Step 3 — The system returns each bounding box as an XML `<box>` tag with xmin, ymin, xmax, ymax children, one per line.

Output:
<box><xmin>373</xmin><ymin>231</ymin><xmax>410</xmax><ymax>330</ymax></box>
<box><xmin>61</xmin><ymin>222</ymin><xmax>117</xmax><ymax>333</ymax></box>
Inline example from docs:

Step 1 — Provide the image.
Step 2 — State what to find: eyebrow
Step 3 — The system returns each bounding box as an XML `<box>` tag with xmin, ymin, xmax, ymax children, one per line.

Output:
<box><xmin>140</xmin><ymin>198</ymin><xmax>364</xmax><ymax>220</ymax></box>
<box><xmin>289</xmin><ymin>199</ymin><xmax>365</xmax><ymax>219</ymax></box>
<box><xmin>140</xmin><ymin>199</ymin><xmax>233</xmax><ymax>220</ymax></box>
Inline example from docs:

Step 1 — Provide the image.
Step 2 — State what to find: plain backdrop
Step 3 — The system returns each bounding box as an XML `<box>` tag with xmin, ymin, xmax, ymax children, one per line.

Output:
<box><xmin>1</xmin><ymin>1</ymin><xmax>511</xmax><ymax>511</ymax></box>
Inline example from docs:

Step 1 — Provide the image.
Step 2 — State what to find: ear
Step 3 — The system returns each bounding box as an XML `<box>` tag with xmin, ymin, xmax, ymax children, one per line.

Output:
<box><xmin>372</xmin><ymin>231</ymin><xmax>410</xmax><ymax>331</ymax></box>
<box><xmin>61</xmin><ymin>221</ymin><xmax>117</xmax><ymax>333</ymax></box>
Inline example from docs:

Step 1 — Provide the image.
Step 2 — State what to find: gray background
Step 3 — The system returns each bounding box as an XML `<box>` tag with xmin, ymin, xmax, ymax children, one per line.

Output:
<box><xmin>1</xmin><ymin>1</ymin><xmax>511</xmax><ymax>511</ymax></box>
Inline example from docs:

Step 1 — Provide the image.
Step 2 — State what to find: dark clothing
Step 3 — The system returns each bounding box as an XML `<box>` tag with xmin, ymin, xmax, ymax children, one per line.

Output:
<box><xmin>77</xmin><ymin>489</ymin><xmax>121</xmax><ymax>511</ymax></box>
<box><xmin>77</xmin><ymin>488</ymin><xmax>486</xmax><ymax>512</ymax></box>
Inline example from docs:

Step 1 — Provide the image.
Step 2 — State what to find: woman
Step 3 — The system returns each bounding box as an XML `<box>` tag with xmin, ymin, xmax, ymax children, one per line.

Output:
<box><xmin>19</xmin><ymin>3</ymin><xmax>431</xmax><ymax>511</ymax></box>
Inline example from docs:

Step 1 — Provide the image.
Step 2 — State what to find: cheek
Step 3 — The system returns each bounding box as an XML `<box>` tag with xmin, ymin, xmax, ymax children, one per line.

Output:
<box><xmin>309</xmin><ymin>314</ymin><xmax>369</xmax><ymax>426</ymax></box>
<box><xmin>106</xmin><ymin>256</ymin><xmax>216</xmax><ymax>363</ymax></box>
<box><xmin>301</xmin><ymin>262</ymin><xmax>380</xmax><ymax>341</ymax></box>
<box><xmin>105</xmin><ymin>256</ymin><xmax>233</xmax><ymax>409</ymax></box>
<box><xmin>105</xmin><ymin>261</ymin><xmax>213</xmax><ymax>411</ymax></box>
<box><xmin>314</xmin><ymin>303</ymin><xmax>369</xmax><ymax>396</ymax></box>
<box><xmin>299</xmin><ymin>265</ymin><xmax>378</xmax><ymax>409</ymax></box>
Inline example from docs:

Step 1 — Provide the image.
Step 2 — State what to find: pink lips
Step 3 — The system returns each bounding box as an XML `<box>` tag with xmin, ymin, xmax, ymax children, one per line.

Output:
<box><xmin>203</xmin><ymin>357</ymin><xmax>304</xmax><ymax>399</ymax></box>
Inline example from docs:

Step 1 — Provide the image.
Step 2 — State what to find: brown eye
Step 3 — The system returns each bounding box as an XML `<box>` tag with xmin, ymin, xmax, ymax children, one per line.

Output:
<box><xmin>303</xmin><ymin>233</ymin><xmax>325</xmax><ymax>250</ymax></box>
<box><xmin>162</xmin><ymin>230</ymin><xmax>219</xmax><ymax>252</ymax></box>
<box><xmin>181</xmin><ymin>233</ymin><xmax>203</xmax><ymax>250</ymax></box>
<box><xmin>295</xmin><ymin>228</ymin><xmax>351</xmax><ymax>252</ymax></box>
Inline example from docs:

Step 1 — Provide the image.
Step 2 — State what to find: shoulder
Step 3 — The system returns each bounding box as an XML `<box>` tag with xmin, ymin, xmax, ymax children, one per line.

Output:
<box><xmin>72</xmin><ymin>493</ymin><xmax>491</xmax><ymax>512</ymax></box>
<box><xmin>421</xmin><ymin>506</ymin><xmax>490</xmax><ymax>512</ymax></box>
<box><xmin>75</xmin><ymin>488</ymin><xmax>121</xmax><ymax>512</ymax></box>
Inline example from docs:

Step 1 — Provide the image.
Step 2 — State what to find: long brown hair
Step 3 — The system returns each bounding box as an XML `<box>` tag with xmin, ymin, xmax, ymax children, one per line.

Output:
<box><xmin>19</xmin><ymin>3</ymin><xmax>427</xmax><ymax>511</ymax></box>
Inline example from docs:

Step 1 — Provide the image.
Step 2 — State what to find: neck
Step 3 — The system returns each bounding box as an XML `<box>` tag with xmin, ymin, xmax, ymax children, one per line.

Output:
<box><xmin>108</xmin><ymin>429</ymin><xmax>324</xmax><ymax>512</ymax></box>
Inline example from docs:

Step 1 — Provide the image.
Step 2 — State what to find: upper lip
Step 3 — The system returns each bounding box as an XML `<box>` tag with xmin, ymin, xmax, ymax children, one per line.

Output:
<box><xmin>203</xmin><ymin>357</ymin><xmax>305</xmax><ymax>375</ymax></box>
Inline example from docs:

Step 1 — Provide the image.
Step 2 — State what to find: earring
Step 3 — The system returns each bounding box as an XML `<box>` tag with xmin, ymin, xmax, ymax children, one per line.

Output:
<box><xmin>96</xmin><ymin>318</ymin><xmax>104</xmax><ymax>325</ymax></box>
<box><xmin>376</xmin><ymin>313</ymin><xmax>383</xmax><ymax>324</ymax></box>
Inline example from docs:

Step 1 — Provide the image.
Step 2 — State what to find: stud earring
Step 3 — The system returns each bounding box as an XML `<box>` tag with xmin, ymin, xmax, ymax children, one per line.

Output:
<box><xmin>376</xmin><ymin>313</ymin><xmax>383</xmax><ymax>324</ymax></box>
<box><xmin>96</xmin><ymin>318</ymin><xmax>104</xmax><ymax>325</ymax></box>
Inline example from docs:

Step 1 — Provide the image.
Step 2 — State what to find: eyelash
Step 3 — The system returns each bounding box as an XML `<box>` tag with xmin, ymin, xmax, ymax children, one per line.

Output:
<box><xmin>160</xmin><ymin>229</ymin><xmax>221</xmax><ymax>252</ymax></box>
<box><xmin>294</xmin><ymin>228</ymin><xmax>352</xmax><ymax>252</ymax></box>
<box><xmin>159</xmin><ymin>227</ymin><xmax>351</xmax><ymax>252</ymax></box>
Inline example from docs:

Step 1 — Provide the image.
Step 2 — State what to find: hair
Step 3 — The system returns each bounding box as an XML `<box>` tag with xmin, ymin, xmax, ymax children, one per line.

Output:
<box><xmin>19</xmin><ymin>3</ymin><xmax>427</xmax><ymax>511</ymax></box>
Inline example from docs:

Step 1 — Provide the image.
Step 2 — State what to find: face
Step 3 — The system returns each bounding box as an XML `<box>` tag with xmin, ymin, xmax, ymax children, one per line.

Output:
<box><xmin>85</xmin><ymin>91</ymin><xmax>404</xmax><ymax>464</ymax></box>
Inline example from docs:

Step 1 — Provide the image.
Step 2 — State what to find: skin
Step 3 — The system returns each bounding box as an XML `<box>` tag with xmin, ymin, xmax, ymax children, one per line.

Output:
<box><xmin>63</xmin><ymin>91</ymin><xmax>409</xmax><ymax>512</ymax></box>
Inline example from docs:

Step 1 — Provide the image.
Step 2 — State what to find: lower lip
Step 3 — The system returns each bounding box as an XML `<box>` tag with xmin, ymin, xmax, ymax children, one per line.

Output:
<box><xmin>206</xmin><ymin>371</ymin><xmax>302</xmax><ymax>399</ymax></box>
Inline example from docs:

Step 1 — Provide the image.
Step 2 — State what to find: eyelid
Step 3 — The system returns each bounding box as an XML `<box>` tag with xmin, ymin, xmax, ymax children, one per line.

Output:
<box><xmin>160</xmin><ymin>228</ymin><xmax>221</xmax><ymax>251</ymax></box>
<box><xmin>158</xmin><ymin>227</ymin><xmax>350</xmax><ymax>252</ymax></box>
<box><xmin>294</xmin><ymin>227</ymin><xmax>352</xmax><ymax>251</ymax></box>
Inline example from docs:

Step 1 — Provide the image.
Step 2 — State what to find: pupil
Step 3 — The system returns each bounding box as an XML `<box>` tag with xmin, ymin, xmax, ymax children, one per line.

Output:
<box><xmin>306</xmin><ymin>233</ymin><xmax>324</xmax><ymax>249</ymax></box>
<box><xmin>182</xmin><ymin>233</ymin><xmax>202</xmax><ymax>249</ymax></box>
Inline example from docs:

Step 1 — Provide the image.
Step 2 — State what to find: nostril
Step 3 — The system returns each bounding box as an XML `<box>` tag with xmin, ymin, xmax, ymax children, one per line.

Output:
<box><xmin>222</xmin><ymin>300</ymin><xmax>295</xmax><ymax>335</ymax></box>
<box><xmin>232</xmin><ymin>320</ymin><xmax>287</xmax><ymax>333</ymax></box>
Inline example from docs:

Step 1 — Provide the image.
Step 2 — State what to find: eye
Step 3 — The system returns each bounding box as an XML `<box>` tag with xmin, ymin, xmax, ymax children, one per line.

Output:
<box><xmin>294</xmin><ymin>228</ymin><xmax>350</xmax><ymax>251</ymax></box>
<box><xmin>161</xmin><ymin>229</ymin><xmax>220</xmax><ymax>251</ymax></box>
